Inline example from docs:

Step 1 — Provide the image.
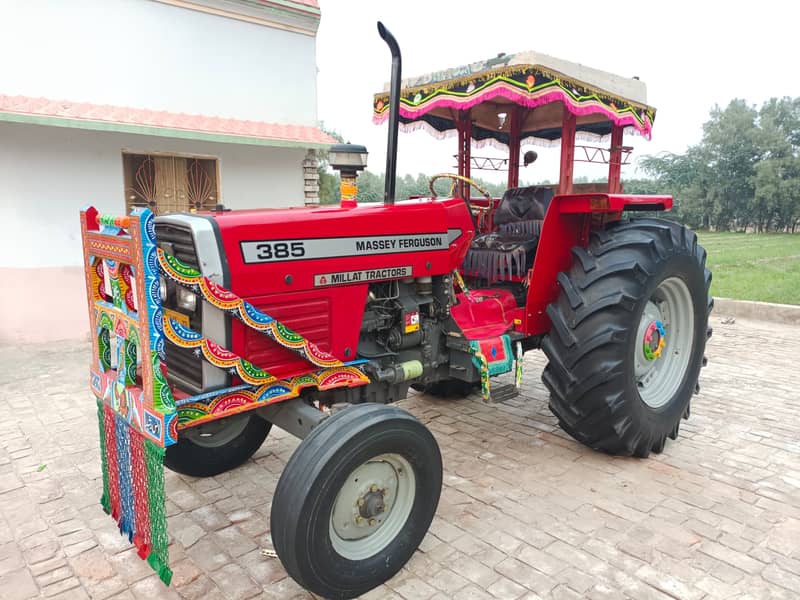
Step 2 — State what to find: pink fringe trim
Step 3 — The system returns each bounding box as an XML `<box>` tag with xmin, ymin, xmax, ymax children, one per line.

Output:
<box><xmin>388</xmin><ymin>119</ymin><xmax>646</xmax><ymax>151</ymax></box>
<box><xmin>373</xmin><ymin>82</ymin><xmax>654</xmax><ymax>140</ymax></box>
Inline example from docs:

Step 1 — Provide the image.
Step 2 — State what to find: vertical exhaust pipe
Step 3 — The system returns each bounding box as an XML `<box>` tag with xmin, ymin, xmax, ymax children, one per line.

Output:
<box><xmin>377</xmin><ymin>21</ymin><xmax>401</xmax><ymax>205</ymax></box>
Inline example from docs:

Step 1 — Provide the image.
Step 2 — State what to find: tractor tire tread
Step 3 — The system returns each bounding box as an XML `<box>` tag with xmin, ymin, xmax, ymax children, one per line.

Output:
<box><xmin>542</xmin><ymin>218</ymin><xmax>711</xmax><ymax>458</ymax></box>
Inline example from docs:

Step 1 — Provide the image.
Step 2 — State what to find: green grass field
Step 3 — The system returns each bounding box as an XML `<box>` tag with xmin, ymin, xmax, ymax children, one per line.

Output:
<box><xmin>696</xmin><ymin>231</ymin><xmax>800</xmax><ymax>305</ymax></box>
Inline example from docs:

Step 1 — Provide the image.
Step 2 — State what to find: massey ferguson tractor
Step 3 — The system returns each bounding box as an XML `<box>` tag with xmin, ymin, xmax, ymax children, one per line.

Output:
<box><xmin>82</xmin><ymin>22</ymin><xmax>711</xmax><ymax>600</ymax></box>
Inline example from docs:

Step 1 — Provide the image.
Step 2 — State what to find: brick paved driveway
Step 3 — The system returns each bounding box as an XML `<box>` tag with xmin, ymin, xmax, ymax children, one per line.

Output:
<box><xmin>0</xmin><ymin>315</ymin><xmax>798</xmax><ymax>600</ymax></box>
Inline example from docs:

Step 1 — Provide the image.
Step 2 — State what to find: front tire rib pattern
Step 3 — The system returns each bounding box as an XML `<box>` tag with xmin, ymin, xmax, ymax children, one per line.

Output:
<box><xmin>271</xmin><ymin>403</ymin><xmax>442</xmax><ymax>599</ymax></box>
<box><xmin>542</xmin><ymin>218</ymin><xmax>712</xmax><ymax>458</ymax></box>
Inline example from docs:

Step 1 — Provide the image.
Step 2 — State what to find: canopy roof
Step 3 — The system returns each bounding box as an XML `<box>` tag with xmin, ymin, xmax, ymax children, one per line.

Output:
<box><xmin>373</xmin><ymin>50</ymin><xmax>657</xmax><ymax>147</ymax></box>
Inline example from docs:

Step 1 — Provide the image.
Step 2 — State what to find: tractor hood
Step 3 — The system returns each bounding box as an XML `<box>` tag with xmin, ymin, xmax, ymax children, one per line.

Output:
<box><xmin>201</xmin><ymin>198</ymin><xmax>475</xmax><ymax>298</ymax></box>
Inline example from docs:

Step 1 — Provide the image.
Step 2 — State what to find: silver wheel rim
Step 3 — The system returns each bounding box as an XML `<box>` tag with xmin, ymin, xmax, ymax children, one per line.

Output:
<box><xmin>634</xmin><ymin>277</ymin><xmax>695</xmax><ymax>409</ymax></box>
<box><xmin>329</xmin><ymin>453</ymin><xmax>416</xmax><ymax>561</ymax></box>
<box><xmin>182</xmin><ymin>414</ymin><xmax>249</xmax><ymax>448</ymax></box>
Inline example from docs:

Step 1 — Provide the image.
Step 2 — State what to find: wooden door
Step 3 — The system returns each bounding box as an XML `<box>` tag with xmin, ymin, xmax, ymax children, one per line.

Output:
<box><xmin>125</xmin><ymin>154</ymin><xmax>218</xmax><ymax>215</ymax></box>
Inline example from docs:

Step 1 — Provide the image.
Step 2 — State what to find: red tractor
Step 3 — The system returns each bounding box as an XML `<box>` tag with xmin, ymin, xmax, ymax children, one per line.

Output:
<box><xmin>150</xmin><ymin>23</ymin><xmax>711</xmax><ymax>599</ymax></box>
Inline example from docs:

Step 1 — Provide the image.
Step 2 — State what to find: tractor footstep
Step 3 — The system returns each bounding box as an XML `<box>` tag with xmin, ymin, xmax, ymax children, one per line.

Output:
<box><xmin>489</xmin><ymin>384</ymin><xmax>519</xmax><ymax>403</ymax></box>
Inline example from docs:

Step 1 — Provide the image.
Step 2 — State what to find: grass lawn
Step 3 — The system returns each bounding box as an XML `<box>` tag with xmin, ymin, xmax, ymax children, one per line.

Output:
<box><xmin>696</xmin><ymin>231</ymin><xmax>800</xmax><ymax>305</ymax></box>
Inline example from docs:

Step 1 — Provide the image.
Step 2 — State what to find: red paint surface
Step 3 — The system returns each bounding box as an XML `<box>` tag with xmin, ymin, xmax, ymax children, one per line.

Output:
<box><xmin>211</xmin><ymin>199</ymin><xmax>474</xmax><ymax>369</ymax></box>
<box><xmin>559</xmin><ymin>109</ymin><xmax>577</xmax><ymax>195</ymax></box>
<box><xmin>608</xmin><ymin>125</ymin><xmax>624</xmax><ymax>194</ymax></box>
<box><xmin>211</xmin><ymin>192</ymin><xmax>671</xmax><ymax>367</ymax></box>
<box><xmin>234</xmin><ymin>288</ymin><xmax>364</xmax><ymax>378</ymax></box>
<box><xmin>450</xmin><ymin>289</ymin><xmax>523</xmax><ymax>339</ymax></box>
<box><xmin>524</xmin><ymin>193</ymin><xmax>673</xmax><ymax>335</ymax></box>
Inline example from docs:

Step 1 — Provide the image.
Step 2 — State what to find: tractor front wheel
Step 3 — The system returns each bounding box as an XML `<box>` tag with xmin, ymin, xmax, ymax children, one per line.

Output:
<box><xmin>164</xmin><ymin>413</ymin><xmax>270</xmax><ymax>477</ymax></box>
<box><xmin>270</xmin><ymin>403</ymin><xmax>442</xmax><ymax>599</ymax></box>
<box><xmin>542</xmin><ymin>218</ymin><xmax>712</xmax><ymax>457</ymax></box>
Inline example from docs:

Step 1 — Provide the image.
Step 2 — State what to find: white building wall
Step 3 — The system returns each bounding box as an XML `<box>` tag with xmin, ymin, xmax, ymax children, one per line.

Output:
<box><xmin>0</xmin><ymin>0</ymin><xmax>319</xmax><ymax>126</ymax></box>
<box><xmin>0</xmin><ymin>122</ymin><xmax>306</xmax><ymax>269</ymax></box>
<box><xmin>0</xmin><ymin>121</ymin><xmax>307</xmax><ymax>342</ymax></box>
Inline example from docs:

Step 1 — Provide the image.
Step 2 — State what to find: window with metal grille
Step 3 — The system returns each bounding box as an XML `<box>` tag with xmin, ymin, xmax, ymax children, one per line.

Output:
<box><xmin>123</xmin><ymin>152</ymin><xmax>220</xmax><ymax>215</ymax></box>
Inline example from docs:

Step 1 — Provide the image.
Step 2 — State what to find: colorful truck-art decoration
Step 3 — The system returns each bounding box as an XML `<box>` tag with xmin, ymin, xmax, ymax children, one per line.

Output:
<box><xmin>80</xmin><ymin>206</ymin><xmax>369</xmax><ymax>584</ymax></box>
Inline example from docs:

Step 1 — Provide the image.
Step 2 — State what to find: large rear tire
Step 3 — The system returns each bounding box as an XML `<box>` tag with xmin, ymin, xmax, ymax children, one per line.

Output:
<box><xmin>542</xmin><ymin>218</ymin><xmax>712</xmax><ymax>457</ymax></box>
<box><xmin>270</xmin><ymin>403</ymin><xmax>442</xmax><ymax>599</ymax></box>
<box><xmin>164</xmin><ymin>413</ymin><xmax>270</xmax><ymax>477</ymax></box>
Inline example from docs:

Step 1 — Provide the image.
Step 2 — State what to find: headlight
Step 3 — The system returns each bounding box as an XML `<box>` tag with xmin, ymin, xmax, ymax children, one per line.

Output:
<box><xmin>159</xmin><ymin>276</ymin><xmax>168</xmax><ymax>303</ymax></box>
<box><xmin>176</xmin><ymin>288</ymin><xmax>197</xmax><ymax>312</ymax></box>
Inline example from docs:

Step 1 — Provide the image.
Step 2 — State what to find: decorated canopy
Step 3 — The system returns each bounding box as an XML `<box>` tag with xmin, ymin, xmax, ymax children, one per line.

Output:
<box><xmin>373</xmin><ymin>49</ymin><xmax>657</xmax><ymax>148</ymax></box>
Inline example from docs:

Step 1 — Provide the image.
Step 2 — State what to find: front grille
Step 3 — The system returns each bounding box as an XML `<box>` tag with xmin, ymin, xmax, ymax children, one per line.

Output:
<box><xmin>164</xmin><ymin>346</ymin><xmax>204</xmax><ymax>395</ymax></box>
<box><xmin>155</xmin><ymin>221</ymin><xmax>203</xmax><ymax>393</ymax></box>
<box><xmin>154</xmin><ymin>223</ymin><xmax>201</xmax><ymax>270</ymax></box>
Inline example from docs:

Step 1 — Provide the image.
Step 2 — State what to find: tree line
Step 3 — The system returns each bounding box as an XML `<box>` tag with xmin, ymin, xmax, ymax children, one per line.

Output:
<box><xmin>634</xmin><ymin>97</ymin><xmax>800</xmax><ymax>232</ymax></box>
<box><xmin>320</xmin><ymin>97</ymin><xmax>800</xmax><ymax>233</ymax></box>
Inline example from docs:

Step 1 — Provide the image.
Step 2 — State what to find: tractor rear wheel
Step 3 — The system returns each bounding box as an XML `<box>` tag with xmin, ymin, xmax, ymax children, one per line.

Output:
<box><xmin>164</xmin><ymin>413</ymin><xmax>270</xmax><ymax>477</ymax></box>
<box><xmin>270</xmin><ymin>403</ymin><xmax>442</xmax><ymax>599</ymax></box>
<box><xmin>542</xmin><ymin>218</ymin><xmax>712</xmax><ymax>457</ymax></box>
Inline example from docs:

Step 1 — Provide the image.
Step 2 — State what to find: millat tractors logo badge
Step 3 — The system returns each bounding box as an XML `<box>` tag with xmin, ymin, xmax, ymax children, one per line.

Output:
<box><xmin>314</xmin><ymin>266</ymin><xmax>412</xmax><ymax>287</ymax></box>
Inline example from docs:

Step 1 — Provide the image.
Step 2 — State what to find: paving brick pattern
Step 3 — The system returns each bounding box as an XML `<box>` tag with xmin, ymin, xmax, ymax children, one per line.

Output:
<box><xmin>0</xmin><ymin>315</ymin><xmax>798</xmax><ymax>599</ymax></box>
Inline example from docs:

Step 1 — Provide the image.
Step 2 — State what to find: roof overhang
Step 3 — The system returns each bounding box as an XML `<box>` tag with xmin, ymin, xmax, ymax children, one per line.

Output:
<box><xmin>0</xmin><ymin>95</ymin><xmax>336</xmax><ymax>150</ymax></box>
<box><xmin>154</xmin><ymin>0</ymin><xmax>321</xmax><ymax>36</ymax></box>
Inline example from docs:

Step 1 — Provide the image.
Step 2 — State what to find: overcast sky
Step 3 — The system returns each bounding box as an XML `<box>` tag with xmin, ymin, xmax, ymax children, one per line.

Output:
<box><xmin>316</xmin><ymin>1</ymin><xmax>798</xmax><ymax>185</ymax></box>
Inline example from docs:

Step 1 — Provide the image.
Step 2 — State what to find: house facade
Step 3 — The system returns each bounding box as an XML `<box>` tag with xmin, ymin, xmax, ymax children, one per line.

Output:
<box><xmin>0</xmin><ymin>0</ymin><xmax>334</xmax><ymax>342</ymax></box>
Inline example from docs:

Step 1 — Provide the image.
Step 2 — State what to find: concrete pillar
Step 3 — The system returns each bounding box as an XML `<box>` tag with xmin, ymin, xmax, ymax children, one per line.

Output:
<box><xmin>303</xmin><ymin>149</ymin><xmax>320</xmax><ymax>205</ymax></box>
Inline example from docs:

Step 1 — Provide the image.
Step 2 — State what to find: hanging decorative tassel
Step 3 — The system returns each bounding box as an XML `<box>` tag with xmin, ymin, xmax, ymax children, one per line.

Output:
<box><xmin>144</xmin><ymin>441</ymin><xmax>172</xmax><ymax>586</ymax></box>
<box><xmin>97</xmin><ymin>400</ymin><xmax>111</xmax><ymax>515</ymax></box>
<box><xmin>82</xmin><ymin>207</ymin><xmax>176</xmax><ymax>587</ymax></box>
<box><xmin>469</xmin><ymin>343</ymin><xmax>491</xmax><ymax>402</ymax></box>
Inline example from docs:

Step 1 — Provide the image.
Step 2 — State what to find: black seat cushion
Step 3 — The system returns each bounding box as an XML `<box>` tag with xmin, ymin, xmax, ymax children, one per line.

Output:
<box><xmin>463</xmin><ymin>186</ymin><xmax>552</xmax><ymax>283</ymax></box>
<box><xmin>493</xmin><ymin>186</ymin><xmax>553</xmax><ymax>226</ymax></box>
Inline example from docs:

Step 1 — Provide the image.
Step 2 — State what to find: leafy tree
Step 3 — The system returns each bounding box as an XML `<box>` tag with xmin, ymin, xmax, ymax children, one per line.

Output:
<box><xmin>356</xmin><ymin>170</ymin><xmax>384</xmax><ymax>203</ymax></box>
<box><xmin>640</xmin><ymin>97</ymin><xmax>800</xmax><ymax>232</ymax></box>
<box><xmin>702</xmin><ymin>100</ymin><xmax>761</xmax><ymax>230</ymax></box>
<box><xmin>754</xmin><ymin>98</ymin><xmax>800</xmax><ymax>231</ymax></box>
<box><xmin>356</xmin><ymin>171</ymin><xmax>508</xmax><ymax>202</ymax></box>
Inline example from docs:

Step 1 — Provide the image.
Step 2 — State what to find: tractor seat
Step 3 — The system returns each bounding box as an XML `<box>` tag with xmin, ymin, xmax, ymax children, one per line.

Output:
<box><xmin>464</xmin><ymin>186</ymin><xmax>553</xmax><ymax>283</ymax></box>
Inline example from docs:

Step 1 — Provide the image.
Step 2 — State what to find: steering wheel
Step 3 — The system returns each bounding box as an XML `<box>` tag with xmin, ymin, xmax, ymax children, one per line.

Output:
<box><xmin>428</xmin><ymin>173</ymin><xmax>493</xmax><ymax>226</ymax></box>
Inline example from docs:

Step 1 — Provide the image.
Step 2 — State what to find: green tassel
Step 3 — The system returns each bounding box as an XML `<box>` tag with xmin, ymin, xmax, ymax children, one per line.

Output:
<box><xmin>96</xmin><ymin>399</ymin><xmax>111</xmax><ymax>515</ymax></box>
<box><xmin>144</xmin><ymin>439</ymin><xmax>171</xmax><ymax>585</ymax></box>
<box><xmin>146</xmin><ymin>553</ymin><xmax>173</xmax><ymax>586</ymax></box>
<box><xmin>160</xmin><ymin>565</ymin><xmax>173</xmax><ymax>586</ymax></box>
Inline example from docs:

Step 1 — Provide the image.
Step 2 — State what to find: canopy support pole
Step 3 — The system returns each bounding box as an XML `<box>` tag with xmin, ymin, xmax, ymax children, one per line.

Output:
<box><xmin>558</xmin><ymin>107</ymin><xmax>576</xmax><ymax>195</ymax></box>
<box><xmin>508</xmin><ymin>106</ymin><xmax>522</xmax><ymax>189</ymax></box>
<box><xmin>457</xmin><ymin>110</ymin><xmax>472</xmax><ymax>201</ymax></box>
<box><xmin>608</xmin><ymin>124</ymin><xmax>623</xmax><ymax>193</ymax></box>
